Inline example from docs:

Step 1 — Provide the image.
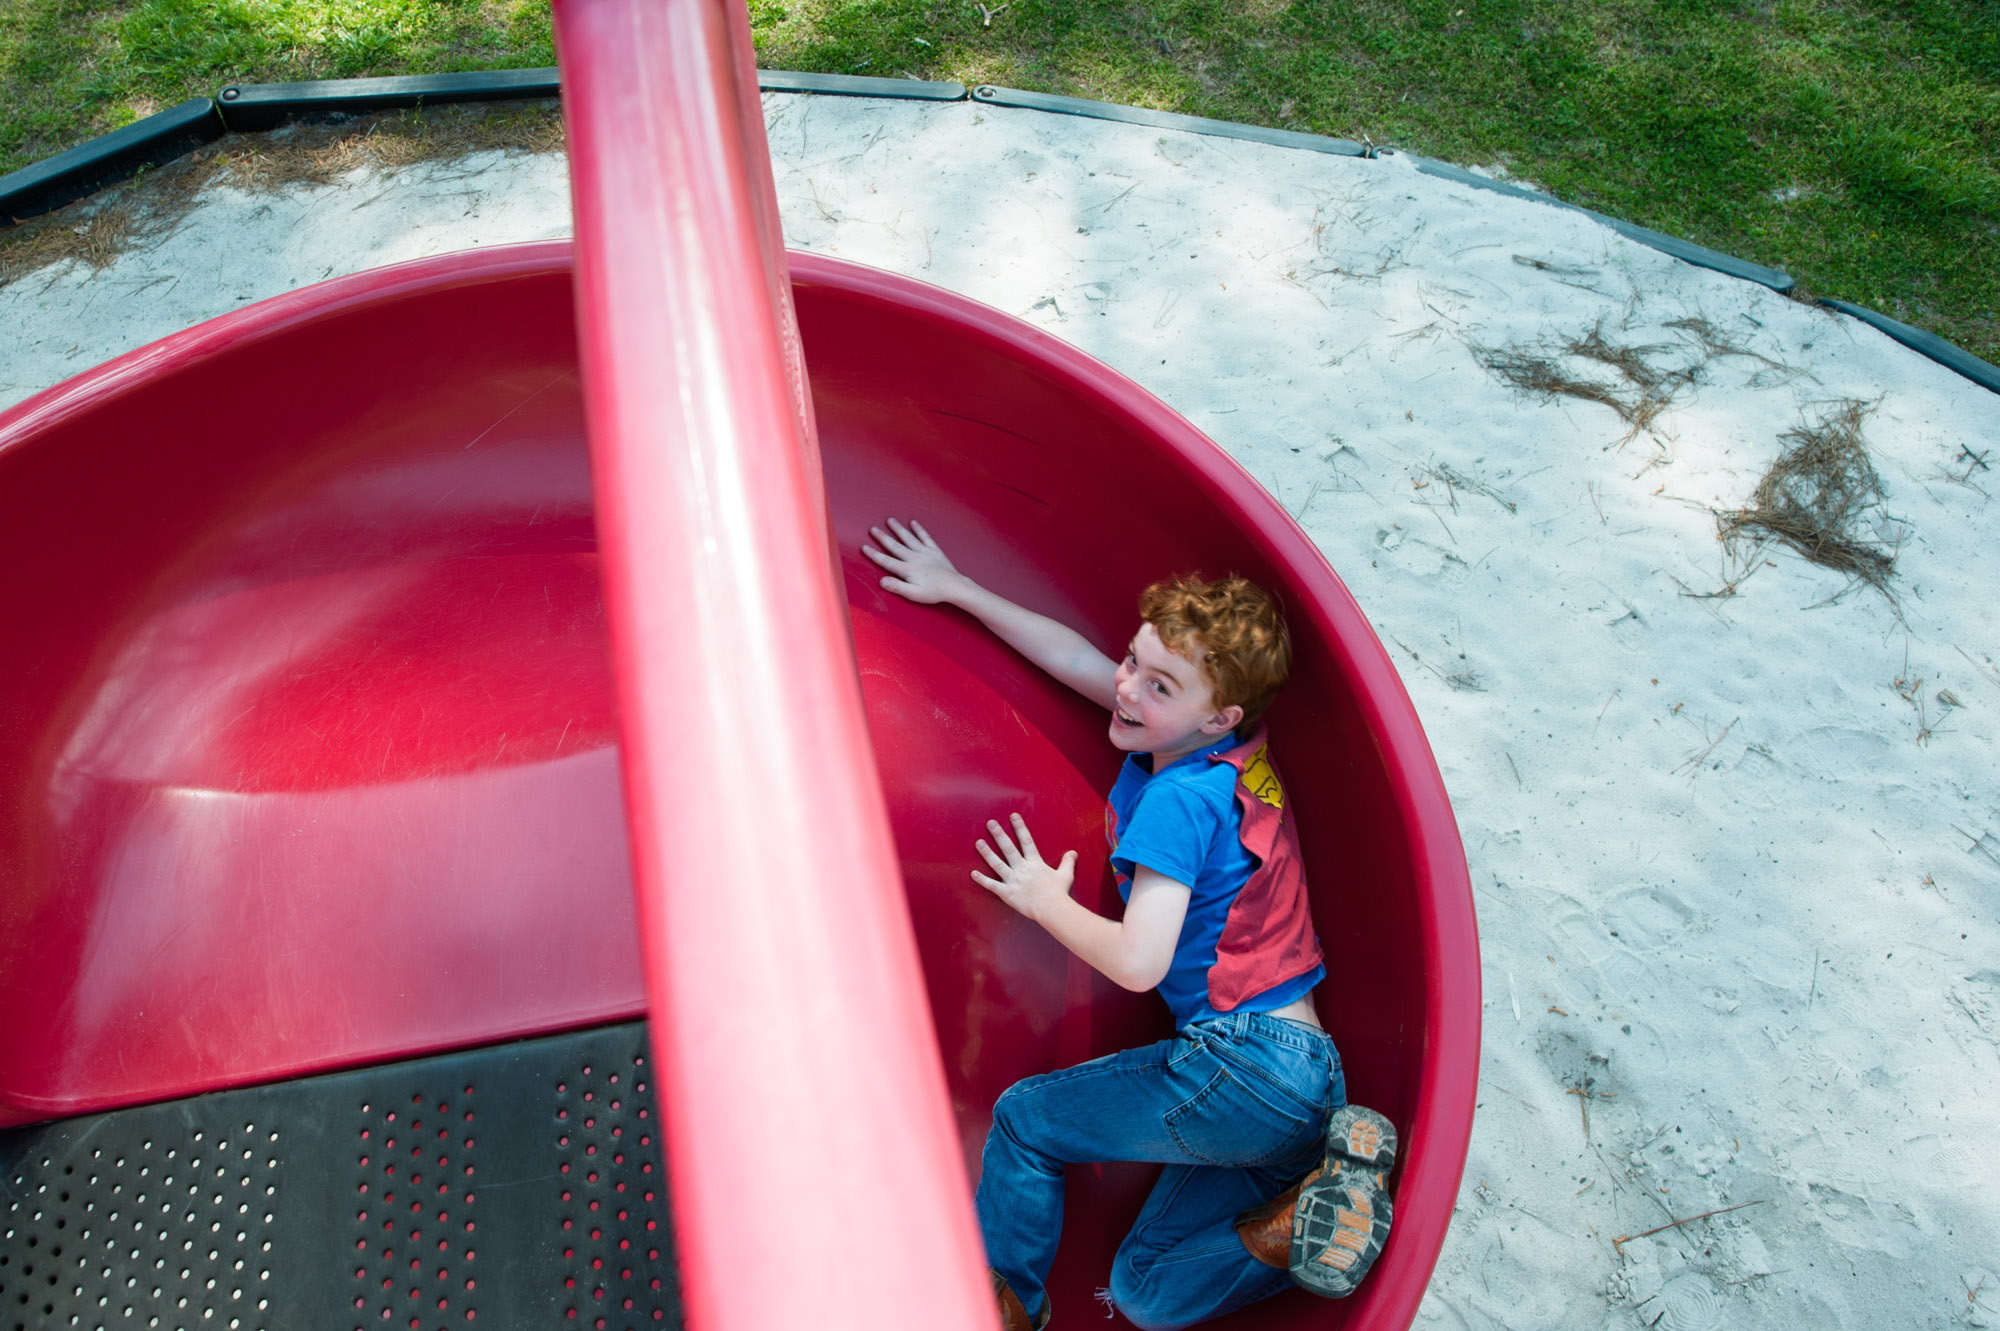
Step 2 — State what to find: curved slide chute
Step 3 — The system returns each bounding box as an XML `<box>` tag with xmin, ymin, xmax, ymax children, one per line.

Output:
<box><xmin>0</xmin><ymin>1</ymin><xmax>1476</xmax><ymax>1328</ymax></box>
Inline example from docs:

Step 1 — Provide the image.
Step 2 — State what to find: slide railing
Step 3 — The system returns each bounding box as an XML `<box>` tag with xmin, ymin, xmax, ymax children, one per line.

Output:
<box><xmin>553</xmin><ymin>0</ymin><xmax>998</xmax><ymax>1326</ymax></box>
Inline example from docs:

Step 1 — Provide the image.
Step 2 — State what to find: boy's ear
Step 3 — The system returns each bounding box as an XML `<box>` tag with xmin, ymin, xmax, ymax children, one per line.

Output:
<box><xmin>1204</xmin><ymin>704</ymin><xmax>1246</xmax><ymax>736</ymax></box>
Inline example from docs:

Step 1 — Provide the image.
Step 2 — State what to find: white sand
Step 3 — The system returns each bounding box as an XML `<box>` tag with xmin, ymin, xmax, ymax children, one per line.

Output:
<box><xmin>5</xmin><ymin>95</ymin><xmax>1998</xmax><ymax>1330</ymax></box>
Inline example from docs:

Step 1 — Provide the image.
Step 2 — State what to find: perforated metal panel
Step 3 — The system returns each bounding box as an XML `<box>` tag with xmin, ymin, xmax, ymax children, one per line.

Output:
<box><xmin>351</xmin><ymin>1086</ymin><xmax>480</xmax><ymax>1328</ymax></box>
<box><xmin>1</xmin><ymin>1024</ymin><xmax>680</xmax><ymax>1331</ymax></box>
<box><xmin>551</xmin><ymin>1062</ymin><xmax>672</xmax><ymax>1329</ymax></box>
<box><xmin>0</xmin><ymin>1121</ymin><xmax>280</xmax><ymax>1331</ymax></box>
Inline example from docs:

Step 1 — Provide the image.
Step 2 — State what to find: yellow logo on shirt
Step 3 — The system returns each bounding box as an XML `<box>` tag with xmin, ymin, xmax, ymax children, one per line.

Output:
<box><xmin>1241</xmin><ymin>745</ymin><xmax>1284</xmax><ymax>809</ymax></box>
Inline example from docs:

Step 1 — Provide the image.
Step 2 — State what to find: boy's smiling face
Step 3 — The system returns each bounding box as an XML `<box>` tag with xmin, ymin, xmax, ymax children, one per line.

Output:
<box><xmin>1109</xmin><ymin>623</ymin><xmax>1245</xmax><ymax>767</ymax></box>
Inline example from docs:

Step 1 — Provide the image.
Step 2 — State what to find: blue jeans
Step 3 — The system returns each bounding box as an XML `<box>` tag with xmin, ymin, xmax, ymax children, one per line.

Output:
<box><xmin>976</xmin><ymin>1011</ymin><xmax>1345</xmax><ymax>1331</ymax></box>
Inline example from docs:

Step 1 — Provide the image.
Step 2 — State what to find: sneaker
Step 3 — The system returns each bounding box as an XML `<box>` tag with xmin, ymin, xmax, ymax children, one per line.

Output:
<box><xmin>1289</xmin><ymin>1105</ymin><xmax>1396</xmax><ymax>1297</ymax></box>
<box><xmin>991</xmin><ymin>1269</ymin><xmax>1050</xmax><ymax>1331</ymax></box>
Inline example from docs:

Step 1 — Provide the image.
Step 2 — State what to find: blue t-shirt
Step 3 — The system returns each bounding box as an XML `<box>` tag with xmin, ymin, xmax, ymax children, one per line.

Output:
<box><xmin>1106</xmin><ymin>736</ymin><xmax>1327</xmax><ymax>1025</ymax></box>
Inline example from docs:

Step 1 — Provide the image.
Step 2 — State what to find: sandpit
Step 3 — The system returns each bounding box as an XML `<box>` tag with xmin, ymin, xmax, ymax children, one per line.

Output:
<box><xmin>3</xmin><ymin>92</ymin><xmax>1996</xmax><ymax>1331</ymax></box>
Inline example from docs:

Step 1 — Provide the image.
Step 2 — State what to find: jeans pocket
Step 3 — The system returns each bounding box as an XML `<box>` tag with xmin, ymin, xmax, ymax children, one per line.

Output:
<box><xmin>1163</xmin><ymin>1064</ymin><xmax>1315</xmax><ymax>1167</ymax></box>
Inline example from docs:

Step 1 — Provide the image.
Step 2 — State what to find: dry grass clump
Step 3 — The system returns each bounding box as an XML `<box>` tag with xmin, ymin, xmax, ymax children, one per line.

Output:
<box><xmin>1475</xmin><ymin>343</ymin><xmax>1638</xmax><ymax>419</ymax></box>
<box><xmin>0</xmin><ymin>101</ymin><xmax>564</xmax><ymax>289</ymax></box>
<box><xmin>1719</xmin><ymin>399</ymin><xmax>1897</xmax><ymax>593</ymax></box>
<box><xmin>1566</xmin><ymin>322</ymin><xmax>1676</xmax><ymax>394</ymax></box>
<box><xmin>1474</xmin><ymin>318</ymin><xmax>1692</xmax><ymax>436</ymax></box>
<box><xmin>0</xmin><ymin>196</ymin><xmax>144</xmax><ymax>285</ymax></box>
<box><xmin>1472</xmin><ymin>315</ymin><xmax>1806</xmax><ymax>442</ymax></box>
<box><xmin>220</xmin><ymin>100</ymin><xmax>564</xmax><ymax>191</ymax></box>
<box><xmin>1662</xmin><ymin>315</ymin><xmax>1783</xmax><ymax>370</ymax></box>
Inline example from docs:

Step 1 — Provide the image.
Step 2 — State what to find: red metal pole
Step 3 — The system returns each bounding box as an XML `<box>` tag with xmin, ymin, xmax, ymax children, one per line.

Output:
<box><xmin>551</xmin><ymin>2</ymin><xmax>996</xmax><ymax>1327</ymax></box>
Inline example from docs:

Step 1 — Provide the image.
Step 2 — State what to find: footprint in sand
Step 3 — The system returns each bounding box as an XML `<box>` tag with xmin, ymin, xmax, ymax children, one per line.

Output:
<box><xmin>1656</xmin><ymin>1274</ymin><xmax>1726</xmax><ymax>1331</ymax></box>
<box><xmin>1373</xmin><ymin>525</ymin><xmax>1462</xmax><ymax>581</ymax></box>
<box><xmin>1790</xmin><ymin>723</ymin><xmax>1896</xmax><ymax>775</ymax></box>
<box><xmin>1548</xmin><ymin>909</ymin><xmax>1662</xmax><ymax>1008</ymax></box>
<box><xmin>1928</xmin><ymin>1140</ymin><xmax>1982</xmax><ymax>1181</ymax></box>
<box><xmin>1793</xmin><ymin>1135</ymin><xmax>1871</xmax><ymax>1192</ymax></box>
<box><xmin>1600</xmin><ymin>884</ymin><xmax>1699</xmax><ymax>949</ymax></box>
<box><xmin>1597</xmin><ymin>948</ymin><xmax>1656</xmax><ymax>1004</ymax></box>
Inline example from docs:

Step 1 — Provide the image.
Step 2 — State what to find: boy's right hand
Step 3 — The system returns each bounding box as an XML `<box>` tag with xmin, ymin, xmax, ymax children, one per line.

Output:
<box><xmin>971</xmin><ymin>813</ymin><xmax>1079</xmax><ymax>924</ymax></box>
<box><xmin>864</xmin><ymin>518</ymin><xmax>972</xmax><ymax>605</ymax></box>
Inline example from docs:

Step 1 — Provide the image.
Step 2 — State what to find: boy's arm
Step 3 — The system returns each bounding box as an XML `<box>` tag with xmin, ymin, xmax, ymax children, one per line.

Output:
<box><xmin>865</xmin><ymin>518</ymin><xmax>1118</xmax><ymax>709</ymax></box>
<box><xmin>973</xmin><ymin>814</ymin><xmax>1189</xmax><ymax>993</ymax></box>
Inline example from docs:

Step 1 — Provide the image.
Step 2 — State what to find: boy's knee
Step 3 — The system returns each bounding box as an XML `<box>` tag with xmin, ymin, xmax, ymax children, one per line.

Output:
<box><xmin>1106</xmin><ymin>1250</ymin><xmax>1179</xmax><ymax>1331</ymax></box>
<box><xmin>988</xmin><ymin>1078</ymin><xmax>1040</xmax><ymax>1144</ymax></box>
<box><xmin>1104</xmin><ymin>1281</ymin><xmax>1180</xmax><ymax>1331</ymax></box>
<box><xmin>983</xmin><ymin>1079</ymin><xmax>1060</xmax><ymax>1175</ymax></box>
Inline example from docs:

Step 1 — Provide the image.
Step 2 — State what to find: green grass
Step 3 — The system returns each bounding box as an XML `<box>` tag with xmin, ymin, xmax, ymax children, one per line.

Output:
<box><xmin>0</xmin><ymin>0</ymin><xmax>554</xmax><ymax>170</ymax></box>
<box><xmin>4</xmin><ymin>0</ymin><xmax>1996</xmax><ymax>363</ymax></box>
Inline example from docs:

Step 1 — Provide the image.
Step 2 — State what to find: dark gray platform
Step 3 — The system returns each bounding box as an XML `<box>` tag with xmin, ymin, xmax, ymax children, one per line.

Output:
<box><xmin>0</xmin><ymin>1023</ymin><xmax>678</xmax><ymax>1331</ymax></box>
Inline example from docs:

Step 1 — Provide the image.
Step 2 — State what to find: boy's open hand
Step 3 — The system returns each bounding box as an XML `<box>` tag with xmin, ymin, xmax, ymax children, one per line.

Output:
<box><xmin>864</xmin><ymin>518</ymin><xmax>970</xmax><ymax>605</ymax></box>
<box><xmin>971</xmin><ymin>813</ymin><xmax>1078</xmax><ymax>921</ymax></box>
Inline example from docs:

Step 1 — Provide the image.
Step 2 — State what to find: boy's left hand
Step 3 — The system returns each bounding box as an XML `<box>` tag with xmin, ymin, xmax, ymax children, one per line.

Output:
<box><xmin>972</xmin><ymin>813</ymin><xmax>1078</xmax><ymax>921</ymax></box>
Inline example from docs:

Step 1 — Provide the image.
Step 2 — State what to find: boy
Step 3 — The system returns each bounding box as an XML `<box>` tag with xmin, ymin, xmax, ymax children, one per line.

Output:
<box><xmin>863</xmin><ymin>518</ymin><xmax>1396</xmax><ymax>1331</ymax></box>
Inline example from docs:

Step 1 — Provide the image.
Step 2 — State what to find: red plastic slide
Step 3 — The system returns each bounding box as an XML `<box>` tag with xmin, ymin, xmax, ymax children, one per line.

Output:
<box><xmin>0</xmin><ymin>0</ymin><xmax>1477</xmax><ymax>1327</ymax></box>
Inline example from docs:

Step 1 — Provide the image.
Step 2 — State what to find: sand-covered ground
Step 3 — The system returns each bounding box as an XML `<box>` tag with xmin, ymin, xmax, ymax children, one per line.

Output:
<box><xmin>4</xmin><ymin>94</ymin><xmax>1997</xmax><ymax>1330</ymax></box>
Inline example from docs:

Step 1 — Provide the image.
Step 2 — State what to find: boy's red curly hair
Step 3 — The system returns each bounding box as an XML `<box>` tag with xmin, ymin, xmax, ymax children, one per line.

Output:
<box><xmin>1138</xmin><ymin>574</ymin><xmax>1291</xmax><ymax>739</ymax></box>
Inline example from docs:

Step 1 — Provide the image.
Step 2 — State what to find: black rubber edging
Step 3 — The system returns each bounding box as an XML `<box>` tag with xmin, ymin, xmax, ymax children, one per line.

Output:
<box><xmin>218</xmin><ymin>67</ymin><xmax>563</xmax><ymax>132</ymax></box>
<box><xmin>1406</xmin><ymin>155</ymin><xmax>1796</xmax><ymax>295</ymax></box>
<box><xmin>760</xmin><ymin>70</ymin><xmax>966</xmax><ymax>100</ymax></box>
<box><xmin>0</xmin><ymin>66</ymin><xmax>965</xmax><ymax>220</ymax></box>
<box><xmin>216</xmin><ymin>67</ymin><xmax>964</xmax><ymax>133</ymax></box>
<box><xmin>0</xmin><ymin>97</ymin><xmax>223</xmax><ymax>225</ymax></box>
<box><xmin>972</xmin><ymin>85</ymin><xmax>1368</xmax><ymax>158</ymax></box>
<box><xmin>1819</xmin><ymin>299</ymin><xmax>2000</xmax><ymax>396</ymax></box>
